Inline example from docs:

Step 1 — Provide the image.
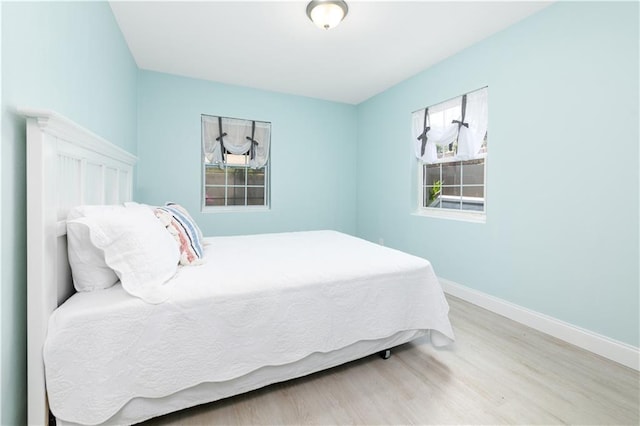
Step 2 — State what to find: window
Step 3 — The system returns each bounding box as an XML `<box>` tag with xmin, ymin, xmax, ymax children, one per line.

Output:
<box><xmin>201</xmin><ymin>115</ymin><xmax>270</xmax><ymax>209</ymax></box>
<box><xmin>412</xmin><ymin>87</ymin><xmax>488</xmax><ymax>221</ymax></box>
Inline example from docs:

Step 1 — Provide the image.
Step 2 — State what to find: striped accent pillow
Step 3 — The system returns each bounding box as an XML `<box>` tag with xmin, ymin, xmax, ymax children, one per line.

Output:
<box><xmin>154</xmin><ymin>203</ymin><xmax>204</xmax><ymax>265</ymax></box>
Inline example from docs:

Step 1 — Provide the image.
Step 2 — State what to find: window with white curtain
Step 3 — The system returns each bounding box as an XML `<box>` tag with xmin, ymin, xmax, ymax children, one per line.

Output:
<box><xmin>412</xmin><ymin>87</ymin><xmax>488</xmax><ymax>221</ymax></box>
<box><xmin>201</xmin><ymin>114</ymin><xmax>271</xmax><ymax>209</ymax></box>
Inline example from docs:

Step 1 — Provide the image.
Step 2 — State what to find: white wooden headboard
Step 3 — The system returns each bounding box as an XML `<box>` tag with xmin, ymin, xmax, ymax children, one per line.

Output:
<box><xmin>20</xmin><ymin>109</ymin><xmax>137</xmax><ymax>426</ymax></box>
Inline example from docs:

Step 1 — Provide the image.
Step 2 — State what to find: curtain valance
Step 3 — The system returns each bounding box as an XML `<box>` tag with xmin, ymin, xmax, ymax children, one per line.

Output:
<box><xmin>412</xmin><ymin>87</ymin><xmax>488</xmax><ymax>164</ymax></box>
<box><xmin>202</xmin><ymin>115</ymin><xmax>271</xmax><ymax>169</ymax></box>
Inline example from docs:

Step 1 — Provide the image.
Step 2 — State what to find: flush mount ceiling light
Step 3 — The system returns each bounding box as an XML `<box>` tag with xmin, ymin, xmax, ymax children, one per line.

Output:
<box><xmin>306</xmin><ymin>0</ymin><xmax>349</xmax><ymax>30</ymax></box>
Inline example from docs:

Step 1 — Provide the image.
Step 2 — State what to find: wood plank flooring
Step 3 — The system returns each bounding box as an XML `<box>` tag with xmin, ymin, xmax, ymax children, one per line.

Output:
<box><xmin>144</xmin><ymin>295</ymin><xmax>639</xmax><ymax>425</ymax></box>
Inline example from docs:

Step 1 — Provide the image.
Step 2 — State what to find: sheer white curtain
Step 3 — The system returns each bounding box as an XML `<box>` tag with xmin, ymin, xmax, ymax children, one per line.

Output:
<box><xmin>456</xmin><ymin>88</ymin><xmax>488</xmax><ymax>160</ymax></box>
<box><xmin>412</xmin><ymin>96</ymin><xmax>460</xmax><ymax>163</ymax></box>
<box><xmin>202</xmin><ymin>116</ymin><xmax>271</xmax><ymax>168</ymax></box>
<box><xmin>412</xmin><ymin>87</ymin><xmax>488</xmax><ymax>164</ymax></box>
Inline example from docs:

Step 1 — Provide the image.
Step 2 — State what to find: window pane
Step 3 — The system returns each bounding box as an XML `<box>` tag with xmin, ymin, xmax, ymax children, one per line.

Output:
<box><xmin>442</xmin><ymin>162</ymin><xmax>461</xmax><ymax>186</ymax></box>
<box><xmin>462</xmin><ymin>159</ymin><xmax>484</xmax><ymax>185</ymax></box>
<box><xmin>226</xmin><ymin>153</ymin><xmax>247</xmax><ymax>165</ymax></box>
<box><xmin>441</xmin><ymin>198</ymin><xmax>462</xmax><ymax>210</ymax></box>
<box><xmin>205</xmin><ymin>187</ymin><xmax>225</xmax><ymax>206</ymax></box>
<box><xmin>442</xmin><ymin>144</ymin><xmax>456</xmax><ymax>161</ymax></box>
<box><xmin>425</xmin><ymin>186</ymin><xmax>441</xmax><ymax>207</ymax></box>
<box><xmin>247</xmin><ymin>168</ymin><xmax>265</xmax><ymax>185</ymax></box>
<box><xmin>205</xmin><ymin>167</ymin><xmax>225</xmax><ymax>185</ymax></box>
<box><xmin>462</xmin><ymin>200</ymin><xmax>484</xmax><ymax>212</ymax></box>
<box><xmin>462</xmin><ymin>186</ymin><xmax>484</xmax><ymax>198</ymax></box>
<box><xmin>228</xmin><ymin>168</ymin><xmax>246</xmax><ymax>186</ymax></box>
<box><xmin>425</xmin><ymin>164</ymin><xmax>440</xmax><ymax>186</ymax></box>
<box><xmin>441</xmin><ymin>186</ymin><xmax>461</xmax><ymax>197</ymax></box>
<box><xmin>462</xmin><ymin>187</ymin><xmax>484</xmax><ymax>211</ymax></box>
<box><xmin>247</xmin><ymin>187</ymin><xmax>265</xmax><ymax>205</ymax></box>
<box><xmin>227</xmin><ymin>187</ymin><xmax>246</xmax><ymax>206</ymax></box>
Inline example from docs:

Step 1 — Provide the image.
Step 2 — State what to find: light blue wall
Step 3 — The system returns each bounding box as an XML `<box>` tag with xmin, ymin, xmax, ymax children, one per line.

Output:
<box><xmin>0</xmin><ymin>3</ymin><xmax>4</xmax><ymax>422</ymax></box>
<box><xmin>137</xmin><ymin>70</ymin><xmax>358</xmax><ymax>237</ymax></box>
<box><xmin>1</xmin><ymin>2</ymin><xmax>137</xmax><ymax>424</ymax></box>
<box><xmin>356</xmin><ymin>1</ymin><xmax>639</xmax><ymax>346</ymax></box>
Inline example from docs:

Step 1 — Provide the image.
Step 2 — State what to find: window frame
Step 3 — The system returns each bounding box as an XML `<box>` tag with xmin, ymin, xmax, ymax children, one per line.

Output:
<box><xmin>413</xmin><ymin>87</ymin><xmax>488</xmax><ymax>223</ymax></box>
<box><xmin>201</xmin><ymin>115</ymin><xmax>271</xmax><ymax>213</ymax></box>
<box><xmin>202</xmin><ymin>163</ymin><xmax>270</xmax><ymax>213</ymax></box>
<box><xmin>415</xmin><ymin>154</ymin><xmax>487</xmax><ymax>223</ymax></box>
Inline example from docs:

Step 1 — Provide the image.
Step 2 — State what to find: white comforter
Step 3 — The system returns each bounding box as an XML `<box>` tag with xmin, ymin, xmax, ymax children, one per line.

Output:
<box><xmin>44</xmin><ymin>231</ymin><xmax>454</xmax><ymax>425</ymax></box>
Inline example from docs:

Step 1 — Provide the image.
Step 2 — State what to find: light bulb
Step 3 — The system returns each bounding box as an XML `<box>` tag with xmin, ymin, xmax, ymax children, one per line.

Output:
<box><xmin>306</xmin><ymin>1</ymin><xmax>348</xmax><ymax>30</ymax></box>
<box><xmin>310</xmin><ymin>3</ymin><xmax>345</xmax><ymax>30</ymax></box>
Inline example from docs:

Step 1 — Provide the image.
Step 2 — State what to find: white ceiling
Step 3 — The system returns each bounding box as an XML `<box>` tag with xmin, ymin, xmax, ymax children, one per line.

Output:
<box><xmin>110</xmin><ymin>1</ymin><xmax>552</xmax><ymax>104</ymax></box>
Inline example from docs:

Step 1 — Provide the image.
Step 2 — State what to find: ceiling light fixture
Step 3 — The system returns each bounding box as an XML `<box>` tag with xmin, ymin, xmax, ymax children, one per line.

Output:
<box><xmin>306</xmin><ymin>0</ymin><xmax>349</xmax><ymax>30</ymax></box>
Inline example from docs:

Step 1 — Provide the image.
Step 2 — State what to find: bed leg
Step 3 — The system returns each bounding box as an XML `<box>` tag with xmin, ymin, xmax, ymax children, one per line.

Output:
<box><xmin>380</xmin><ymin>349</ymin><xmax>391</xmax><ymax>360</ymax></box>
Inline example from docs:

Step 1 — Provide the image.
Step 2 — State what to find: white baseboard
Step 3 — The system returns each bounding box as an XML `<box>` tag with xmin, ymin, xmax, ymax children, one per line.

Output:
<box><xmin>439</xmin><ymin>277</ymin><xmax>639</xmax><ymax>371</ymax></box>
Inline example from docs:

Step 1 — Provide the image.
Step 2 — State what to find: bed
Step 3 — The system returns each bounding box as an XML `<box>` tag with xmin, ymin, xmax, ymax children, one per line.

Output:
<box><xmin>23</xmin><ymin>109</ymin><xmax>455</xmax><ymax>426</ymax></box>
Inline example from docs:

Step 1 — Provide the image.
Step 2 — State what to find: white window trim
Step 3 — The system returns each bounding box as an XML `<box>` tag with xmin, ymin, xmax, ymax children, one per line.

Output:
<box><xmin>202</xmin><ymin>205</ymin><xmax>270</xmax><ymax>214</ymax></box>
<box><xmin>413</xmin><ymin>207</ymin><xmax>486</xmax><ymax>224</ymax></box>
<box><xmin>201</xmin><ymin>162</ymin><xmax>271</xmax><ymax>213</ymax></box>
<box><xmin>415</xmin><ymin>156</ymin><xmax>487</xmax><ymax>224</ymax></box>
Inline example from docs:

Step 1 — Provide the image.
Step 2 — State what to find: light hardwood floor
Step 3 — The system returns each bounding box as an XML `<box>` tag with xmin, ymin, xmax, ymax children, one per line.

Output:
<box><xmin>144</xmin><ymin>295</ymin><xmax>639</xmax><ymax>425</ymax></box>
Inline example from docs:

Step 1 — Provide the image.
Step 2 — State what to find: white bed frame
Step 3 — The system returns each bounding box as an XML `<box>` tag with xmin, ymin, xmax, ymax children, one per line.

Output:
<box><xmin>21</xmin><ymin>109</ymin><xmax>137</xmax><ymax>426</ymax></box>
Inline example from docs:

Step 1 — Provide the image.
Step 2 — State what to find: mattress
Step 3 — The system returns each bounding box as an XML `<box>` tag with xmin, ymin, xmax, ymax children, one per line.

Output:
<box><xmin>44</xmin><ymin>230</ymin><xmax>454</xmax><ymax>425</ymax></box>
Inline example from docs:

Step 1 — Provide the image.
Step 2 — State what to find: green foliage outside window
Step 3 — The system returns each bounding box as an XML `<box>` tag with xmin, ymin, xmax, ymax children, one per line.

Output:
<box><xmin>429</xmin><ymin>180</ymin><xmax>442</xmax><ymax>203</ymax></box>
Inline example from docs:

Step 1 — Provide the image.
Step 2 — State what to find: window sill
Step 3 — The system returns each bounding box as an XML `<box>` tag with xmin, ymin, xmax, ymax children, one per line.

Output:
<box><xmin>202</xmin><ymin>205</ymin><xmax>270</xmax><ymax>214</ymax></box>
<box><xmin>412</xmin><ymin>208</ymin><xmax>486</xmax><ymax>224</ymax></box>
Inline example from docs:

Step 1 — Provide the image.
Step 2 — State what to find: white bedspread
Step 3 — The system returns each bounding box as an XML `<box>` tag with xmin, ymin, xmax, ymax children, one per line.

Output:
<box><xmin>44</xmin><ymin>231</ymin><xmax>454</xmax><ymax>425</ymax></box>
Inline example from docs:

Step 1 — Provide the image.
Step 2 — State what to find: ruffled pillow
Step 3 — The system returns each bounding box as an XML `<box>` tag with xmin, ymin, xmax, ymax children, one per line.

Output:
<box><xmin>67</xmin><ymin>203</ymin><xmax>180</xmax><ymax>303</ymax></box>
<box><xmin>66</xmin><ymin>205</ymin><xmax>123</xmax><ymax>292</ymax></box>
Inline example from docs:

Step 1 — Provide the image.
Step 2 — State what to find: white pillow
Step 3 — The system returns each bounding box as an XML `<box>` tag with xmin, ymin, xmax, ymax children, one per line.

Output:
<box><xmin>67</xmin><ymin>205</ymin><xmax>122</xmax><ymax>292</ymax></box>
<box><xmin>67</xmin><ymin>204</ymin><xmax>180</xmax><ymax>303</ymax></box>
